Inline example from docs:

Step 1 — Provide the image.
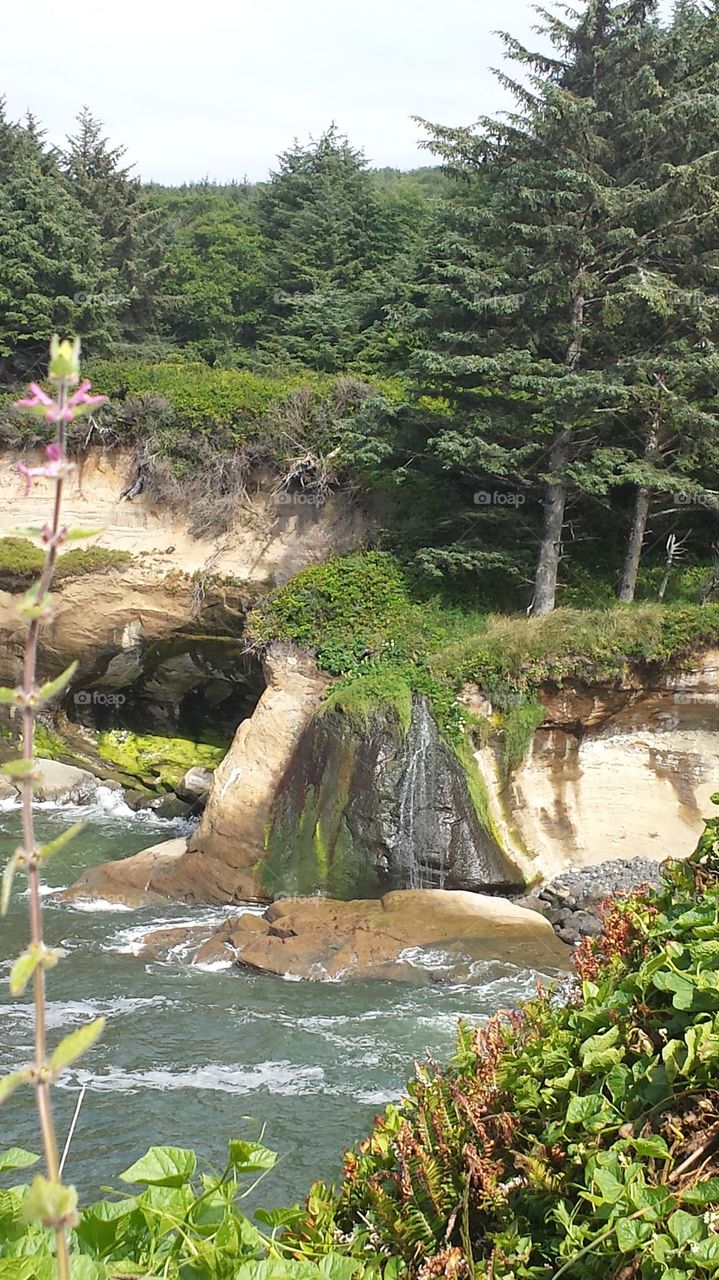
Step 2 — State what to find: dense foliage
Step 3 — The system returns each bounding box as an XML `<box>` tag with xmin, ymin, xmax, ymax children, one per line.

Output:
<box><xmin>285</xmin><ymin>821</ymin><xmax>719</xmax><ymax>1279</ymax></box>
<box><xmin>2</xmin><ymin>1</ymin><xmax>719</xmax><ymax>609</ymax></box>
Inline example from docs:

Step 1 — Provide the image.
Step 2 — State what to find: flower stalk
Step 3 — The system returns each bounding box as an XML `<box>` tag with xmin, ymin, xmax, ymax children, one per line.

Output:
<box><xmin>0</xmin><ymin>338</ymin><xmax>108</xmax><ymax>1280</ymax></box>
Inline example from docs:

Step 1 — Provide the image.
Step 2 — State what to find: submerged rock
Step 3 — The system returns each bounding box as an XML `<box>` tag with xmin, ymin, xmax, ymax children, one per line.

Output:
<box><xmin>196</xmin><ymin>889</ymin><xmax>570</xmax><ymax>982</ymax></box>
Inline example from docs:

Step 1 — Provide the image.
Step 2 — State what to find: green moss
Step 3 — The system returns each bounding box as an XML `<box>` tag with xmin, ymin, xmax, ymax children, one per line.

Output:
<box><xmin>97</xmin><ymin>730</ymin><xmax>226</xmax><ymax>790</ymax></box>
<box><xmin>500</xmin><ymin>696</ymin><xmax>546</xmax><ymax>776</ymax></box>
<box><xmin>321</xmin><ymin>671</ymin><xmax>414</xmax><ymax>735</ymax></box>
<box><xmin>0</xmin><ymin>537</ymin><xmax>133</xmax><ymax>590</ymax></box>
<box><xmin>54</xmin><ymin>546</ymin><xmax>133</xmax><ymax>580</ymax></box>
<box><xmin>0</xmin><ymin>536</ymin><xmax>44</xmax><ymax>585</ymax></box>
<box><xmin>432</xmin><ymin>602</ymin><xmax>719</xmax><ymax>695</ymax></box>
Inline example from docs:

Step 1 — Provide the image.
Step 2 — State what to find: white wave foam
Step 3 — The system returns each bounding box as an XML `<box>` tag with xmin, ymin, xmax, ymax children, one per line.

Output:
<box><xmin>67</xmin><ymin>1061</ymin><xmax>325</xmax><ymax>1096</ymax></box>
<box><xmin>66</xmin><ymin>897</ymin><xmax>136</xmax><ymax>914</ymax></box>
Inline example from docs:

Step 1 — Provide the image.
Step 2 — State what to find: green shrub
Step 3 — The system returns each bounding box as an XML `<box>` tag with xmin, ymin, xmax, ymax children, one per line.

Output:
<box><xmin>289</xmin><ymin>820</ymin><xmax>719</xmax><ymax>1279</ymax></box>
<box><xmin>0</xmin><ymin>536</ymin><xmax>44</xmax><ymax>585</ymax></box>
<box><xmin>0</xmin><ymin>1136</ymin><xmax>379</xmax><ymax>1278</ymax></box>
<box><xmin>54</xmin><ymin>546</ymin><xmax>133</xmax><ymax>581</ymax></box>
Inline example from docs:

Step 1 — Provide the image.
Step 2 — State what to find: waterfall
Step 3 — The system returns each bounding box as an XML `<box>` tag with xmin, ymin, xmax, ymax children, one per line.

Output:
<box><xmin>394</xmin><ymin>701</ymin><xmax>444</xmax><ymax>889</ymax></box>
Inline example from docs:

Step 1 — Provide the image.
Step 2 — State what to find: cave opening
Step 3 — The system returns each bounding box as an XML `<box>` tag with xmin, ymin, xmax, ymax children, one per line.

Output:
<box><xmin>64</xmin><ymin>637</ymin><xmax>267</xmax><ymax>750</ymax></box>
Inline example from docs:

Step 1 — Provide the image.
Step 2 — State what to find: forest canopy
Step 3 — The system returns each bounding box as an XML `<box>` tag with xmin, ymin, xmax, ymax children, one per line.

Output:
<box><xmin>1</xmin><ymin>0</ymin><xmax>719</xmax><ymax>615</ymax></box>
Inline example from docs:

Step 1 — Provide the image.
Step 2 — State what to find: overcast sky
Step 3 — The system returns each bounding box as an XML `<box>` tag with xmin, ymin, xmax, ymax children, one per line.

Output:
<box><xmin>3</xmin><ymin>0</ymin><xmax>673</xmax><ymax>185</ymax></box>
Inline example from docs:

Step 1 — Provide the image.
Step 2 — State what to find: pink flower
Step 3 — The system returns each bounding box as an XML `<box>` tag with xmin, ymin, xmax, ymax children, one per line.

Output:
<box><xmin>61</xmin><ymin>379</ymin><xmax>107</xmax><ymax>422</ymax></box>
<box><xmin>16</xmin><ymin>444</ymin><xmax>67</xmax><ymax>496</ymax></box>
<box><xmin>15</xmin><ymin>379</ymin><xmax>107</xmax><ymax>424</ymax></box>
<box><xmin>15</xmin><ymin>384</ymin><xmax>55</xmax><ymax>417</ymax></box>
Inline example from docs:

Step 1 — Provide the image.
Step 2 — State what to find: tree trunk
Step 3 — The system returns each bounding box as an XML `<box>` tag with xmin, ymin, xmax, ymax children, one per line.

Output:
<box><xmin>616</xmin><ymin>411</ymin><xmax>660</xmax><ymax>604</ymax></box>
<box><xmin>530</xmin><ymin>287</ymin><xmax>585</xmax><ymax>617</ymax></box>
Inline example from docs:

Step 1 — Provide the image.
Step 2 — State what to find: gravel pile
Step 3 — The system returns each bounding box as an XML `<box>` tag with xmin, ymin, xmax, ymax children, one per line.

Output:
<box><xmin>517</xmin><ymin>857</ymin><xmax>665</xmax><ymax>946</ymax></box>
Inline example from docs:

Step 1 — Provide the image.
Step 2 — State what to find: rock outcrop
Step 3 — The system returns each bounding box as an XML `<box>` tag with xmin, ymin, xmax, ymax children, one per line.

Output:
<box><xmin>192</xmin><ymin>889</ymin><xmax>570</xmax><ymax>981</ymax></box>
<box><xmin>474</xmin><ymin>649</ymin><xmax>719</xmax><ymax>883</ymax></box>
<box><xmin>264</xmin><ymin>697</ymin><xmax>523</xmax><ymax>898</ymax></box>
<box><xmin>63</xmin><ymin>646</ymin><xmax>330</xmax><ymax>905</ymax></box>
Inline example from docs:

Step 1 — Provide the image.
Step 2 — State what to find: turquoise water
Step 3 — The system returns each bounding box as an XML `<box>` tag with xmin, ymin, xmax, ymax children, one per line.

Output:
<box><xmin>0</xmin><ymin>793</ymin><xmax>551</xmax><ymax>1207</ymax></box>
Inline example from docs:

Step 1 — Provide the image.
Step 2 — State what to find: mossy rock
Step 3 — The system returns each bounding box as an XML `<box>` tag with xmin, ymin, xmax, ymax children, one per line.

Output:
<box><xmin>0</xmin><ymin>537</ymin><xmax>133</xmax><ymax>591</ymax></box>
<box><xmin>97</xmin><ymin>730</ymin><xmax>226</xmax><ymax>790</ymax></box>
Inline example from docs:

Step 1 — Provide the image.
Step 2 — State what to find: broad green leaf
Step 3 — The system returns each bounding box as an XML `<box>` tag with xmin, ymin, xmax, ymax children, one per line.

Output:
<box><xmin>21</xmin><ymin>1176</ymin><xmax>78</xmax><ymax>1228</ymax></box>
<box><xmin>9</xmin><ymin>948</ymin><xmax>41</xmax><ymax>997</ymax></box>
<box><xmin>137</xmin><ymin>1183</ymin><xmax>194</xmax><ymax>1234</ymax></box>
<box><xmin>693</xmin><ymin>1235</ymin><xmax>719</xmax><ymax>1268</ymax></box>
<box><xmin>254</xmin><ymin>1205</ymin><xmax>305</xmax><ymax>1230</ymax></box>
<box><xmin>629</xmin><ymin>1134</ymin><xmax>669</xmax><ymax>1158</ymax></box>
<box><xmin>0</xmin><ymin>1149</ymin><xmax>39</xmax><ymax>1174</ymax></box>
<box><xmin>682</xmin><ymin>1176</ymin><xmax>719</xmax><ymax>1205</ymax></box>
<box><xmin>318</xmin><ymin>1256</ymin><xmax>364</xmax><ymax>1280</ymax></box>
<box><xmin>0</xmin><ymin>759</ymin><xmax>37</xmax><ymax>780</ymax></box>
<box><xmin>1</xmin><ymin>854</ymin><xmax>20</xmax><ymax>917</ymax></box>
<box><xmin>119</xmin><ymin>1145</ymin><xmax>197</xmax><ymax>1187</ymax></box>
<box><xmin>0</xmin><ymin>1072</ymin><xmax>30</xmax><ymax>1106</ymax></box>
<box><xmin>49</xmin><ymin>1016</ymin><xmax>105</xmax><ymax>1072</ymax></box>
<box><xmin>36</xmin><ymin>661</ymin><xmax>78</xmax><ymax>704</ymax></box>
<box><xmin>228</xmin><ymin>1140</ymin><xmax>277</xmax><ymax>1173</ymax></box>
<box><xmin>566</xmin><ymin>1094</ymin><xmax>602</xmax><ymax>1124</ymax></box>
<box><xmin>0</xmin><ymin>688</ymin><xmax>19</xmax><ymax>705</ymax></box>
<box><xmin>668</xmin><ymin>1208</ymin><xmax>704</xmax><ymax>1246</ymax></box>
<box><xmin>37</xmin><ymin>822</ymin><xmax>84</xmax><ymax>862</ymax></box>
<box><xmin>615</xmin><ymin>1216</ymin><xmax>653</xmax><ymax>1252</ymax></box>
<box><xmin>0</xmin><ymin>1260</ymin><xmax>37</xmax><ymax>1279</ymax></box>
<box><xmin>234</xmin><ymin>1261</ymin><xmax>322</xmax><ymax>1280</ymax></box>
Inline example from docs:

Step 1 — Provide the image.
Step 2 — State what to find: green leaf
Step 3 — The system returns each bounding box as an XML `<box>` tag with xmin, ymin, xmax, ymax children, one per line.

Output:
<box><xmin>21</xmin><ymin>1176</ymin><xmax>78</xmax><ymax>1228</ymax></box>
<box><xmin>49</xmin><ymin>1017</ymin><xmax>105</xmax><ymax>1073</ymax></box>
<box><xmin>254</xmin><ymin>1205</ymin><xmax>305</xmax><ymax>1230</ymax></box>
<box><xmin>1</xmin><ymin>854</ymin><xmax>20</xmax><ymax>917</ymax></box>
<box><xmin>0</xmin><ymin>1260</ymin><xmax>38</xmax><ymax>1279</ymax></box>
<box><xmin>0</xmin><ymin>1072</ymin><xmax>30</xmax><ymax>1106</ymax></box>
<box><xmin>36</xmin><ymin>661</ymin><xmax>78</xmax><ymax>705</ymax></box>
<box><xmin>566</xmin><ymin>1094</ymin><xmax>602</xmax><ymax>1124</ymax></box>
<box><xmin>0</xmin><ymin>759</ymin><xmax>37</xmax><ymax>780</ymax></box>
<box><xmin>228</xmin><ymin>1140</ymin><xmax>277</xmax><ymax>1174</ymax></box>
<box><xmin>693</xmin><ymin>1236</ymin><xmax>719</xmax><ymax>1269</ymax></box>
<box><xmin>668</xmin><ymin>1208</ymin><xmax>704</xmax><ymax>1246</ymax></box>
<box><xmin>615</xmin><ymin>1216</ymin><xmax>653</xmax><ymax>1252</ymax></box>
<box><xmin>37</xmin><ymin>822</ymin><xmax>84</xmax><ymax>862</ymax></box>
<box><xmin>0</xmin><ymin>688</ymin><xmax>20</xmax><ymax>705</ymax></box>
<box><xmin>318</xmin><ymin>1256</ymin><xmax>364</xmax><ymax>1280</ymax></box>
<box><xmin>119</xmin><ymin>1145</ymin><xmax>197</xmax><ymax>1187</ymax></box>
<box><xmin>630</xmin><ymin>1134</ymin><xmax>670</xmax><ymax>1158</ymax></box>
<box><xmin>9</xmin><ymin>948</ymin><xmax>41</xmax><ymax>997</ymax></box>
<box><xmin>0</xmin><ymin>1149</ymin><xmax>39</xmax><ymax>1174</ymax></box>
<box><xmin>682</xmin><ymin>1177</ymin><xmax>719</xmax><ymax>1205</ymax></box>
<box><xmin>66</xmin><ymin>527</ymin><xmax>103</xmax><ymax>540</ymax></box>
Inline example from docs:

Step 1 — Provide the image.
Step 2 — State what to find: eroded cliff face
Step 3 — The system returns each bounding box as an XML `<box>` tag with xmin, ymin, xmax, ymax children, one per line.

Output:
<box><xmin>263</xmin><ymin>698</ymin><xmax>523</xmax><ymax>899</ymax></box>
<box><xmin>474</xmin><ymin>649</ymin><xmax>719</xmax><ymax>883</ymax></box>
<box><xmin>0</xmin><ymin>448</ymin><xmax>369</xmax><ymax>585</ymax></box>
<box><xmin>63</xmin><ymin>643</ymin><xmax>719</xmax><ymax>908</ymax></box>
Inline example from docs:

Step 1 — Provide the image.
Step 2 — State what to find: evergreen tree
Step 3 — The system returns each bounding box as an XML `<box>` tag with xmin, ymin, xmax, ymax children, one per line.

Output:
<box><xmin>0</xmin><ymin>110</ymin><xmax>111</xmax><ymax>379</ymax></box>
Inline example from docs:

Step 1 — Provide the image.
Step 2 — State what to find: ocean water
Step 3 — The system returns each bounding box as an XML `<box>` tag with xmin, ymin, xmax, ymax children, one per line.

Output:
<box><xmin>0</xmin><ymin>791</ymin><xmax>553</xmax><ymax>1207</ymax></box>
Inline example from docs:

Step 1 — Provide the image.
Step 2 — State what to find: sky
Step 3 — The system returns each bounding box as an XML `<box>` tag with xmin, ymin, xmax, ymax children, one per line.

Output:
<box><xmin>3</xmin><ymin>0</ymin><xmax>674</xmax><ymax>186</ymax></box>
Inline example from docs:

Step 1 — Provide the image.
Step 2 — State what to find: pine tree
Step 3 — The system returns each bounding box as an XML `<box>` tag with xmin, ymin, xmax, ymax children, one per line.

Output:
<box><xmin>0</xmin><ymin>111</ymin><xmax>111</xmax><ymax>379</ymax></box>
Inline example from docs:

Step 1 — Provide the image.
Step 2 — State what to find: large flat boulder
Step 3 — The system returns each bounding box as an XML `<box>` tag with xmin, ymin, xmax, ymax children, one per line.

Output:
<box><xmin>59</xmin><ymin>836</ymin><xmax>189</xmax><ymax>908</ymax></box>
<box><xmin>195</xmin><ymin>889</ymin><xmax>570</xmax><ymax>981</ymax></box>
